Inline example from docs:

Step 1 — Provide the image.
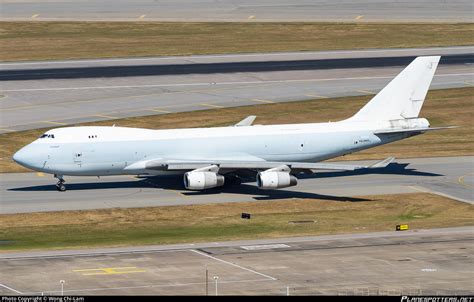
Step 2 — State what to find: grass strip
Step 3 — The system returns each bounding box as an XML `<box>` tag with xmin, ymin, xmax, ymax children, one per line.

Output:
<box><xmin>1</xmin><ymin>193</ymin><xmax>473</xmax><ymax>251</ymax></box>
<box><xmin>1</xmin><ymin>22</ymin><xmax>473</xmax><ymax>61</ymax></box>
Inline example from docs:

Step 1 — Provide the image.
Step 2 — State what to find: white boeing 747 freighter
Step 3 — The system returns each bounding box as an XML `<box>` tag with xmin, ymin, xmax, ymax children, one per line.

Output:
<box><xmin>13</xmin><ymin>56</ymin><xmax>454</xmax><ymax>191</ymax></box>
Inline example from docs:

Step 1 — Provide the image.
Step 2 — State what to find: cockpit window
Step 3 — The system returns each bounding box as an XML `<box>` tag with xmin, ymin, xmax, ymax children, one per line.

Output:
<box><xmin>39</xmin><ymin>134</ymin><xmax>55</xmax><ymax>139</ymax></box>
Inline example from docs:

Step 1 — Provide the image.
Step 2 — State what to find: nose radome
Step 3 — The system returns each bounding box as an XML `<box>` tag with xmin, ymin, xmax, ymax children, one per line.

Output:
<box><xmin>13</xmin><ymin>145</ymin><xmax>40</xmax><ymax>170</ymax></box>
<box><xmin>12</xmin><ymin>148</ymin><xmax>26</xmax><ymax>165</ymax></box>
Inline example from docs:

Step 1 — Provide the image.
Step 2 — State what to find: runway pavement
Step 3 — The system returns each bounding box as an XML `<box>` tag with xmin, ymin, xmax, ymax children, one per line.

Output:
<box><xmin>1</xmin><ymin>46</ymin><xmax>473</xmax><ymax>133</ymax></box>
<box><xmin>1</xmin><ymin>0</ymin><xmax>472</xmax><ymax>22</ymax></box>
<box><xmin>1</xmin><ymin>156</ymin><xmax>472</xmax><ymax>214</ymax></box>
<box><xmin>0</xmin><ymin>227</ymin><xmax>472</xmax><ymax>295</ymax></box>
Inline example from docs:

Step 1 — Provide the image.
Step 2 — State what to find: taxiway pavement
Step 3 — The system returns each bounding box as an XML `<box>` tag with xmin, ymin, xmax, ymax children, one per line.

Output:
<box><xmin>0</xmin><ymin>227</ymin><xmax>472</xmax><ymax>295</ymax></box>
<box><xmin>1</xmin><ymin>156</ymin><xmax>472</xmax><ymax>214</ymax></box>
<box><xmin>1</xmin><ymin>46</ymin><xmax>473</xmax><ymax>133</ymax></box>
<box><xmin>1</xmin><ymin>0</ymin><xmax>472</xmax><ymax>22</ymax></box>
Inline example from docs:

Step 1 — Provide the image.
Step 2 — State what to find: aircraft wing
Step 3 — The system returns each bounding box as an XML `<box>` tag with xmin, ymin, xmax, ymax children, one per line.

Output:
<box><xmin>125</xmin><ymin>157</ymin><xmax>395</xmax><ymax>173</ymax></box>
<box><xmin>234</xmin><ymin>115</ymin><xmax>256</xmax><ymax>127</ymax></box>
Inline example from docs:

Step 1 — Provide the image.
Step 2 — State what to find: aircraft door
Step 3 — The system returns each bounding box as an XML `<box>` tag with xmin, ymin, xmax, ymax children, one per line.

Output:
<box><xmin>299</xmin><ymin>140</ymin><xmax>306</xmax><ymax>152</ymax></box>
<box><xmin>73</xmin><ymin>151</ymin><xmax>82</xmax><ymax>166</ymax></box>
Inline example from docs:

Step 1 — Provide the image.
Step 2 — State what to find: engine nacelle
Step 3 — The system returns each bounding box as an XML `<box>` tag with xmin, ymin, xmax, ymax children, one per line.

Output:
<box><xmin>183</xmin><ymin>171</ymin><xmax>225</xmax><ymax>190</ymax></box>
<box><xmin>256</xmin><ymin>171</ymin><xmax>297</xmax><ymax>189</ymax></box>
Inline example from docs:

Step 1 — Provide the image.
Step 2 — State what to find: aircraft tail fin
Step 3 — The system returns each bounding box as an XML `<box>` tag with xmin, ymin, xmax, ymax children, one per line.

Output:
<box><xmin>348</xmin><ymin>56</ymin><xmax>441</xmax><ymax>122</ymax></box>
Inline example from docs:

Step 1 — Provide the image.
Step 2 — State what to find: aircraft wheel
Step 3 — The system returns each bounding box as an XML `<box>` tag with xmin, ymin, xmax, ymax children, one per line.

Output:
<box><xmin>56</xmin><ymin>184</ymin><xmax>66</xmax><ymax>192</ymax></box>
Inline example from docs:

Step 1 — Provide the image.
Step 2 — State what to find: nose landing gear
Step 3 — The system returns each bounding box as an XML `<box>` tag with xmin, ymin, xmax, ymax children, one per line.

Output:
<box><xmin>54</xmin><ymin>174</ymin><xmax>66</xmax><ymax>192</ymax></box>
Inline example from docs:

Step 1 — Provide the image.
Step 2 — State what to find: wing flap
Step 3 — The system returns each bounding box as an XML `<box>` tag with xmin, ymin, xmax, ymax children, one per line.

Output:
<box><xmin>140</xmin><ymin>157</ymin><xmax>395</xmax><ymax>172</ymax></box>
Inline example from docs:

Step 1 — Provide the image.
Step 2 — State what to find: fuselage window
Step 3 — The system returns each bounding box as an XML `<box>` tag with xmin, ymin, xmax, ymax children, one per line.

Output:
<box><xmin>39</xmin><ymin>134</ymin><xmax>55</xmax><ymax>138</ymax></box>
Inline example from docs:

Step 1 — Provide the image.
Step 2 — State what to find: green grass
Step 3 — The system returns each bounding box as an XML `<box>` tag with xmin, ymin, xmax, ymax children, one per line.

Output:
<box><xmin>0</xmin><ymin>22</ymin><xmax>473</xmax><ymax>61</ymax></box>
<box><xmin>1</xmin><ymin>87</ymin><xmax>472</xmax><ymax>173</ymax></box>
<box><xmin>1</xmin><ymin>193</ymin><xmax>473</xmax><ymax>251</ymax></box>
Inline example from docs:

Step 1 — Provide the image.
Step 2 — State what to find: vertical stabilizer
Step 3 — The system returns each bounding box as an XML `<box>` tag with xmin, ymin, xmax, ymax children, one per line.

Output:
<box><xmin>348</xmin><ymin>56</ymin><xmax>440</xmax><ymax>122</ymax></box>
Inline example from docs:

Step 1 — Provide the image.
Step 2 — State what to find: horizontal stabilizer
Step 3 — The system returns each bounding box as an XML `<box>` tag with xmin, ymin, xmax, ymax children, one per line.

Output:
<box><xmin>374</xmin><ymin>126</ymin><xmax>458</xmax><ymax>135</ymax></box>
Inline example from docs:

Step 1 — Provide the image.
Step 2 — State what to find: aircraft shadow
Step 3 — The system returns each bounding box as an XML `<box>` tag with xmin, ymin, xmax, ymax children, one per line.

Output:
<box><xmin>8</xmin><ymin>180</ymin><xmax>152</xmax><ymax>192</ymax></box>
<box><xmin>8</xmin><ymin>163</ymin><xmax>441</xmax><ymax>203</ymax></box>
<box><xmin>8</xmin><ymin>175</ymin><xmax>367</xmax><ymax>202</ymax></box>
<box><xmin>299</xmin><ymin>162</ymin><xmax>443</xmax><ymax>179</ymax></box>
<box><xmin>182</xmin><ymin>183</ymin><xmax>370</xmax><ymax>202</ymax></box>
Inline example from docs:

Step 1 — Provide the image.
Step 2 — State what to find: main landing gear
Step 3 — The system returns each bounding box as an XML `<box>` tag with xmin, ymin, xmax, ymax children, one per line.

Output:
<box><xmin>55</xmin><ymin>174</ymin><xmax>66</xmax><ymax>192</ymax></box>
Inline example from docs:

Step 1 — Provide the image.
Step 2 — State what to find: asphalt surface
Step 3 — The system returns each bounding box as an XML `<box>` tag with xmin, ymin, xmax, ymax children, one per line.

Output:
<box><xmin>1</xmin><ymin>156</ymin><xmax>472</xmax><ymax>214</ymax></box>
<box><xmin>1</xmin><ymin>227</ymin><xmax>472</xmax><ymax>295</ymax></box>
<box><xmin>1</xmin><ymin>0</ymin><xmax>472</xmax><ymax>22</ymax></box>
<box><xmin>2</xmin><ymin>54</ymin><xmax>472</xmax><ymax>81</ymax></box>
<box><xmin>1</xmin><ymin>46</ymin><xmax>473</xmax><ymax>133</ymax></box>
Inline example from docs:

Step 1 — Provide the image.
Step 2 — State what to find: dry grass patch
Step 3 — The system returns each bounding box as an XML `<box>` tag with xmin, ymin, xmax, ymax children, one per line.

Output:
<box><xmin>1</xmin><ymin>193</ymin><xmax>472</xmax><ymax>251</ymax></box>
<box><xmin>1</xmin><ymin>22</ymin><xmax>473</xmax><ymax>61</ymax></box>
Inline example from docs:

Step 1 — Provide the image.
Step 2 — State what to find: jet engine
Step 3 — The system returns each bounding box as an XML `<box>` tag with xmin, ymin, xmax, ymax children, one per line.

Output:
<box><xmin>184</xmin><ymin>171</ymin><xmax>225</xmax><ymax>190</ymax></box>
<box><xmin>257</xmin><ymin>166</ymin><xmax>297</xmax><ymax>189</ymax></box>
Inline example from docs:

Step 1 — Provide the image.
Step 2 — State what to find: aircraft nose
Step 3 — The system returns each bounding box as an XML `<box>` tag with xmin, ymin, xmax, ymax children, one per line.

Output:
<box><xmin>12</xmin><ymin>148</ymin><xmax>26</xmax><ymax>165</ymax></box>
<box><xmin>13</xmin><ymin>145</ymin><xmax>41</xmax><ymax>170</ymax></box>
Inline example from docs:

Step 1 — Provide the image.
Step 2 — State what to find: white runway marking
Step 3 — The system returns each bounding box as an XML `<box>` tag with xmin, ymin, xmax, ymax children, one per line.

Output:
<box><xmin>0</xmin><ymin>46</ymin><xmax>472</xmax><ymax>66</ymax></box>
<box><xmin>408</xmin><ymin>186</ymin><xmax>473</xmax><ymax>204</ymax></box>
<box><xmin>421</xmin><ymin>268</ymin><xmax>438</xmax><ymax>272</ymax></box>
<box><xmin>190</xmin><ymin>249</ymin><xmax>277</xmax><ymax>281</ymax></box>
<box><xmin>1</xmin><ymin>227</ymin><xmax>472</xmax><ymax>260</ymax></box>
<box><xmin>0</xmin><ymin>283</ymin><xmax>24</xmax><ymax>295</ymax></box>
<box><xmin>1</xmin><ymin>73</ymin><xmax>471</xmax><ymax>92</ymax></box>
<box><xmin>241</xmin><ymin>244</ymin><xmax>290</xmax><ymax>251</ymax></box>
